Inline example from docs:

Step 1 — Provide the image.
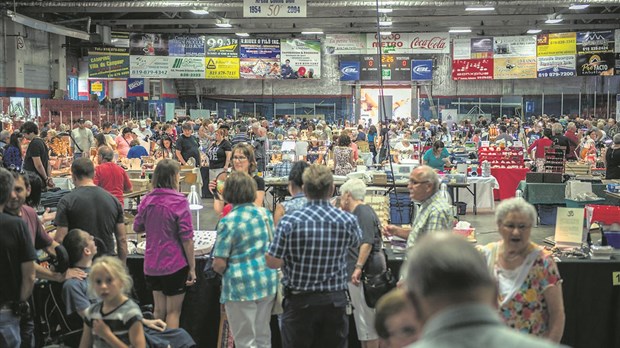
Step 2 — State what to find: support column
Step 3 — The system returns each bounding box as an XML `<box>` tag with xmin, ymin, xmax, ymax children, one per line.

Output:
<box><xmin>50</xmin><ymin>34</ymin><xmax>67</xmax><ymax>95</ymax></box>
<box><xmin>5</xmin><ymin>22</ymin><xmax>26</xmax><ymax>95</ymax></box>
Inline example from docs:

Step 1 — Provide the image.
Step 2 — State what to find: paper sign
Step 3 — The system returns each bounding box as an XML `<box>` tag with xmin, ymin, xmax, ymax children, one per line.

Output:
<box><xmin>513</xmin><ymin>141</ymin><xmax>523</xmax><ymax>148</ymax></box>
<box><xmin>480</xmin><ymin>141</ymin><xmax>490</xmax><ymax>147</ymax></box>
<box><xmin>554</xmin><ymin>207</ymin><xmax>585</xmax><ymax>247</ymax></box>
<box><xmin>613</xmin><ymin>272</ymin><xmax>620</xmax><ymax>286</ymax></box>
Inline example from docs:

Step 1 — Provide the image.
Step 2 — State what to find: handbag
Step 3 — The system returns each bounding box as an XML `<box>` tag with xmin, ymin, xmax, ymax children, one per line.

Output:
<box><xmin>260</xmin><ymin>208</ymin><xmax>284</xmax><ymax>315</ymax></box>
<box><xmin>361</xmin><ymin>219</ymin><xmax>396</xmax><ymax>308</ymax></box>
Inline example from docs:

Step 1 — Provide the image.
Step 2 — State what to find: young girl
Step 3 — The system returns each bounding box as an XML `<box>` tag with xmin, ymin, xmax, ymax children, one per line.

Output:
<box><xmin>79</xmin><ymin>256</ymin><xmax>147</xmax><ymax>348</ymax></box>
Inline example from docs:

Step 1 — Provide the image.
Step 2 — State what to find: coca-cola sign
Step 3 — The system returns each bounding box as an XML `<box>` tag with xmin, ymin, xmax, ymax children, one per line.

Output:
<box><xmin>365</xmin><ymin>32</ymin><xmax>450</xmax><ymax>54</ymax></box>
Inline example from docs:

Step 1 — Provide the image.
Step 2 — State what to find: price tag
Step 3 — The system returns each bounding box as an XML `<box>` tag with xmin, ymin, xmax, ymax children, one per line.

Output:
<box><xmin>481</xmin><ymin>141</ymin><xmax>490</xmax><ymax>148</ymax></box>
<box><xmin>613</xmin><ymin>272</ymin><xmax>620</xmax><ymax>286</ymax></box>
<box><xmin>243</xmin><ymin>0</ymin><xmax>307</xmax><ymax>18</ymax></box>
<box><xmin>513</xmin><ymin>141</ymin><xmax>523</xmax><ymax>148</ymax></box>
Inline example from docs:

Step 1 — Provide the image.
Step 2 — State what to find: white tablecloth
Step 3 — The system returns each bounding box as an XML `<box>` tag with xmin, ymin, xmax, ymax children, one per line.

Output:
<box><xmin>52</xmin><ymin>177</ymin><xmax>74</xmax><ymax>190</ymax></box>
<box><xmin>453</xmin><ymin>176</ymin><xmax>499</xmax><ymax>212</ymax></box>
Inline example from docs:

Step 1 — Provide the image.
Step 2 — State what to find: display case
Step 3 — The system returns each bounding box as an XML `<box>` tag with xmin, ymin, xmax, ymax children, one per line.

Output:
<box><xmin>544</xmin><ymin>146</ymin><xmax>565</xmax><ymax>173</ymax></box>
<box><xmin>477</xmin><ymin>146</ymin><xmax>524</xmax><ymax>168</ymax></box>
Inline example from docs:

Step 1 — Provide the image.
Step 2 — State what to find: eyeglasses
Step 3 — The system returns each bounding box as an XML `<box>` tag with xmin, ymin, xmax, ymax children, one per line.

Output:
<box><xmin>408</xmin><ymin>179</ymin><xmax>430</xmax><ymax>185</ymax></box>
<box><xmin>232</xmin><ymin>156</ymin><xmax>247</xmax><ymax>161</ymax></box>
<box><xmin>502</xmin><ymin>223</ymin><xmax>531</xmax><ymax>231</ymax></box>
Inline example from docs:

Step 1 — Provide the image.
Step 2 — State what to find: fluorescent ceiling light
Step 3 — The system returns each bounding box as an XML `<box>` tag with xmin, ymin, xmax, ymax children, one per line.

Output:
<box><xmin>379</xmin><ymin>31</ymin><xmax>392</xmax><ymax>35</ymax></box>
<box><xmin>449</xmin><ymin>29</ymin><xmax>472</xmax><ymax>33</ymax></box>
<box><xmin>190</xmin><ymin>9</ymin><xmax>209</xmax><ymax>15</ymax></box>
<box><xmin>378</xmin><ymin>8</ymin><xmax>393</xmax><ymax>13</ymax></box>
<box><xmin>6</xmin><ymin>10</ymin><xmax>90</xmax><ymax>40</ymax></box>
<box><xmin>569</xmin><ymin>4</ymin><xmax>590</xmax><ymax>10</ymax></box>
<box><xmin>235</xmin><ymin>32</ymin><xmax>250</xmax><ymax>37</ymax></box>
<box><xmin>378</xmin><ymin>20</ymin><xmax>392</xmax><ymax>26</ymax></box>
<box><xmin>301</xmin><ymin>30</ymin><xmax>324</xmax><ymax>34</ymax></box>
<box><xmin>465</xmin><ymin>6</ymin><xmax>495</xmax><ymax>11</ymax></box>
<box><xmin>215</xmin><ymin>22</ymin><xmax>233</xmax><ymax>28</ymax></box>
<box><xmin>527</xmin><ymin>29</ymin><xmax>542</xmax><ymax>34</ymax></box>
<box><xmin>545</xmin><ymin>18</ymin><xmax>563</xmax><ymax>24</ymax></box>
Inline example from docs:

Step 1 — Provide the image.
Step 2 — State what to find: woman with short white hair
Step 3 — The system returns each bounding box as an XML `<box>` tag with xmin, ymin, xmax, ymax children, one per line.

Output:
<box><xmin>339</xmin><ymin>178</ymin><xmax>383</xmax><ymax>348</ymax></box>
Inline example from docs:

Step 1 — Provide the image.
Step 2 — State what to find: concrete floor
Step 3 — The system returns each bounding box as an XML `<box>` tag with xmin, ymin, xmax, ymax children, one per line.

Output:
<box><xmin>196</xmin><ymin>197</ymin><xmax>559</xmax><ymax>246</ymax></box>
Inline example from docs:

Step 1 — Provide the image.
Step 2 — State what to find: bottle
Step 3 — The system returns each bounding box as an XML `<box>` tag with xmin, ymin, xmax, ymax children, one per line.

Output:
<box><xmin>440</xmin><ymin>183</ymin><xmax>451</xmax><ymax>203</ymax></box>
<box><xmin>515</xmin><ymin>189</ymin><xmax>523</xmax><ymax>199</ymax></box>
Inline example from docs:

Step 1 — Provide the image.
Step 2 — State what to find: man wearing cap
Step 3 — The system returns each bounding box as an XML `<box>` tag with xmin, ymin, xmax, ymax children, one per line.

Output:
<box><xmin>70</xmin><ymin>119</ymin><xmax>94</xmax><ymax>159</ymax></box>
<box><xmin>115</xmin><ymin>127</ymin><xmax>133</xmax><ymax>158</ymax></box>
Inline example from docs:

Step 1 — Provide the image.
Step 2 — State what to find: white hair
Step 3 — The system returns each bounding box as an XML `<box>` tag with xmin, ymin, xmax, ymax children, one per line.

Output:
<box><xmin>495</xmin><ymin>198</ymin><xmax>537</xmax><ymax>227</ymax></box>
<box><xmin>340</xmin><ymin>178</ymin><xmax>366</xmax><ymax>201</ymax></box>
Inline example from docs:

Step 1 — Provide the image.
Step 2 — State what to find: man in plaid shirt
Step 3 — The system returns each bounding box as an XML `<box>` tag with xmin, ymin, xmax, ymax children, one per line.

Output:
<box><xmin>267</xmin><ymin>164</ymin><xmax>361</xmax><ymax>348</ymax></box>
<box><xmin>383</xmin><ymin>165</ymin><xmax>454</xmax><ymax>249</ymax></box>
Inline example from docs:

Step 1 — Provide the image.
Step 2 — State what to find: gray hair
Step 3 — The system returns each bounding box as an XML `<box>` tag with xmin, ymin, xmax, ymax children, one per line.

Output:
<box><xmin>98</xmin><ymin>146</ymin><xmax>114</xmax><ymax>162</ymax></box>
<box><xmin>340</xmin><ymin>178</ymin><xmax>366</xmax><ymax>201</ymax></box>
<box><xmin>567</xmin><ymin>122</ymin><xmax>576</xmax><ymax>131</ymax></box>
<box><xmin>416</xmin><ymin>165</ymin><xmax>441</xmax><ymax>193</ymax></box>
<box><xmin>614</xmin><ymin>133</ymin><xmax>620</xmax><ymax>145</ymax></box>
<box><xmin>406</xmin><ymin>234</ymin><xmax>495</xmax><ymax>299</ymax></box>
<box><xmin>0</xmin><ymin>130</ymin><xmax>9</xmax><ymax>142</ymax></box>
<box><xmin>551</xmin><ymin>123</ymin><xmax>563</xmax><ymax>136</ymax></box>
<box><xmin>495</xmin><ymin>197</ymin><xmax>537</xmax><ymax>227</ymax></box>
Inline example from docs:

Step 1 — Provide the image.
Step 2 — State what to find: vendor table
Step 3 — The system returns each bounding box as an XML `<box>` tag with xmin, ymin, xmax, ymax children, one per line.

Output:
<box><xmin>604</xmin><ymin>190</ymin><xmax>620</xmax><ymax>200</ymax></box>
<box><xmin>385</xmin><ymin>248</ymin><xmax>620</xmax><ymax>348</ymax></box>
<box><xmin>51</xmin><ymin>177</ymin><xmax>74</xmax><ymax>190</ymax></box>
<box><xmin>518</xmin><ymin>181</ymin><xmax>617</xmax><ymax>206</ymax></box>
<box><xmin>491</xmin><ymin>167</ymin><xmax>529</xmax><ymax>200</ymax></box>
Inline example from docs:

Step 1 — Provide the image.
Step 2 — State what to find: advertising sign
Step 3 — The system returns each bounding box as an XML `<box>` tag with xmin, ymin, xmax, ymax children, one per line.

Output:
<box><xmin>470</xmin><ymin>37</ymin><xmax>494</xmax><ymax>59</ymax></box>
<box><xmin>126</xmin><ymin>78</ymin><xmax>146</xmax><ymax>96</ymax></box>
<box><xmin>366</xmin><ymin>33</ymin><xmax>408</xmax><ymax>54</ymax></box>
<box><xmin>88</xmin><ymin>47</ymin><xmax>130</xmax><ymax>78</ymax></box>
<box><xmin>537</xmin><ymin>32</ymin><xmax>576</xmax><ymax>57</ymax></box>
<box><xmin>111</xmin><ymin>32</ymin><xmax>130</xmax><ymax>48</ymax></box>
<box><xmin>339</xmin><ymin>60</ymin><xmax>360</xmax><ymax>81</ymax></box>
<box><xmin>205</xmin><ymin>36</ymin><xmax>239</xmax><ymax>57</ymax></box>
<box><xmin>537</xmin><ymin>55</ymin><xmax>576</xmax><ymax>78</ymax></box>
<box><xmin>280</xmin><ymin>39</ymin><xmax>321</xmax><ymax>79</ymax></box>
<box><xmin>577</xmin><ymin>30</ymin><xmax>614</xmax><ymax>53</ymax></box>
<box><xmin>493</xmin><ymin>36</ymin><xmax>537</xmax><ymax>58</ymax></box>
<box><xmin>360</xmin><ymin>87</ymin><xmax>411</xmax><ymax>124</ymax></box>
<box><xmin>168</xmin><ymin>34</ymin><xmax>206</xmax><ymax>56</ymax></box>
<box><xmin>205</xmin><ymin>57</ymin><xmax>240</xmax><ymax>79</ymax></box>
<box><xmin>325</xmin><ymin>34</ymin><xmax>366</xmax><ymax>55</ymax></box>
<box><xmin>366</xmin><ymin>32</ymin><xmax>449</xmax><ymax>54</ymax></box>
<box><xmin>129</xmin><ymin>33</ymin><xmax>169</xmax><ymax>56</ymax></box>
<box><xmin>130</xmin><ymin>56</ymin><xmax>205</xmax><ymax>78</ymax></box>
<box><xmin>452</xmin><ymin>39</ymin><xmax>472</xmax><ymax>60</ymax></box>
<box><xmin>411</xmin><ymin>60</ymin><xmax>433</xmax><ymax>81</ymax></box>
<box><xmin>243</xmin><ymin>0</ymin><xmax>306</xmax><ymax>18</ymax></box>
<box><xmin>577</xmin><ymin>53</ymin><xmax>615</xmax><ymax>76</ymax></box>
<box><xmin>493</xmin><ymin>57</ymin><xmax>537</xmax><ymax>79</ymax></box>
<box><xmin>451</xmin><ymin>58</ymin><xmax>493</xmax><ymax>80</ymax></box>
<box><xmin>239</xmin><ymin>38</ymin><xmax>281</xmax><ymax>79</ymax></box>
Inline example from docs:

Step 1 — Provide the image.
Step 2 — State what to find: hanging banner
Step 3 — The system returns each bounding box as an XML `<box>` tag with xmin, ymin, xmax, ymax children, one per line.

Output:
<box><xmin>239</xmin><ymin>38</ymin><xmax>281</xmax><ymax>79</ymax></box>
<box><xmin>494</xmin><ymin>57</ymin><xmax>537</xmax><ymax>79</ymax></box>
<box><xmin>577</xmin><ymin>30</ymin><xmax>614</xmax><ymax>54</ymax></box>
<box><xmin>451</xmin><ymin>58</ymin><xmax>493</xmax><ymax>80</ymax></box>
<box><xmin>280</xmin><ymin>39</ymin><xmax>321</xmax><ymax>79</ymax></box>
<box><xmin>366</xmin><ymin>33</ymin><xmax>449</xmax><ymax>54</ymax></box>
<box><xmin>111</xmin><ymin>32</ymin><xmax>130</xmax><ymax>48</ymax></box>
<box><xmin>168</xmin><ymin>34</ymin><xmax>206</xmax><ymax>56</ymax></box>
<box><xmin>493</xmin><ymin>35</ymin><xmax>537</xmax><ymax>58</ymax></box>
<box><xmin>129</xmin><ymin>33</ymin><xmax>169</xmax><ymax>56</ymax></box>
<box><xmin>452</xmin><ymin>38</ymin><xmax>472</xmax><ymax>60</ymax></box>
<box><xmin>325</xmin><ymin>34</ymin><xmax>367</xmax><ymax>55</ymax></box>
<box><xmin>88</xmin><ymin>47</ymin><xmax>130</xmax><ymax>79</ymax></box>
<box><xmin>130</xmin><ymin>56</ymin><xmax>205</xmax><ymax>78</ymax></box>
<box><xmin>205</xmin><ymin>57</ymin><xmax>240</xmax><ymax>79</ymax></box>
<box><xmin>470</xmin><ymin>37</ymin><xmax>493</xmax><ymax>59</ymax></box>
<box><xmin>205</xmin><ymin>36</ymin><xmax>239</xmax><ymax>57</ymax></box>
<box><xmin>411</xmin><ymin>59</ymin><xmax>433</xmax><ymax>81</ymax></box>
<box><xmin>537</xmin><ymin>32</ymin><xmax>576</xmax><ymax>57</ymax></box>
<box><xmin>366</xmin><ymin>33</ymin><xmax>408</xmax><ymax>54</ymax></box>
<box><xmin>577</xmin><ymin>53</ymin><xmax>615</xmax><ymax>76</ymax></box>
<box><xmin>243</xmin><ymin>0</ymin><xmax>306</xmax><ymax>18</ymax></box>
<box><xmin>126</xmin><ymin>78</ymin><xmax>146</xmax><ymax>97</ymax></box>
<box><xmin>537</xmin><ymin>55</ymin><xmax>577</xmax><ymax>78</ymax></box>
<box><xmin>339</xmin><ymin>60</ymin><xmax>360</xmax><ymax>81</ymax></box>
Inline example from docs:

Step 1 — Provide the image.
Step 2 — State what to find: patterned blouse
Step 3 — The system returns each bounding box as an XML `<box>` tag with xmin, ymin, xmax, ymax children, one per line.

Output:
<box><xmin>213</xmin><ymin>204</ymin><xmax>278</xmax><ymax>303</ymax></box>
<box><xmin>479</xmin><ymin>241</ymin><xmax>562</xmax><ymax>337</ymax></box>
<box><xmin>334</xmin><ymin>146</ymin><xmax>354</xmax><ymax>176</ymax></box>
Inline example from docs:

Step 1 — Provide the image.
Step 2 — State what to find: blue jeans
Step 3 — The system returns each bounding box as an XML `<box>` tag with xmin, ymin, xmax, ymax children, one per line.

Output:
<box><xmin>0</xmin><ymin>309</ymin><xmax>21</xmax><ymax>348</ymax></box>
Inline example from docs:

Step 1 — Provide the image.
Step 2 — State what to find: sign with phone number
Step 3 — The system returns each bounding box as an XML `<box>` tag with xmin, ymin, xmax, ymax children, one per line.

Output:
<box><xmin>243</xmin><ymin>0</ymin><xmax>307</xmax><ymax>18</ymax></box>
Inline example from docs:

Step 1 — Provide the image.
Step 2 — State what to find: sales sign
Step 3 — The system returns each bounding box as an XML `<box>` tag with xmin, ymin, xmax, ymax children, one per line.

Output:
<box><xmin>494</xmin><ymin>57</ymin><xmax>536</xmax><ymax>79</ymax></box>
<box><xmin>537</xmin><ymin>55</ymin><xmax>576</xmax><ymax>78</ymax></box>
<box><xmin>205</xmin><ymin>57</ymin><xmax>240</xmax><ymax>79</ymax></box>
<box><xmin>88</xmin><ymin>47</ymin><xmax>130</xmax><ymax>79</ymax></box>
<box><xmin>205</xmin><ymin>36</ymin><xmax>239</xmax><ymax>57</ymax></box>
<box><xmin>451</xmin><ymin>59</ymin><xmax>493</xmax><ymax>80</ymax></box>
<box><xmin>243</xmin><ymin>0</ymin><xmax>307</xmax><ymax>18</ymax></box>
<box><xmin>537</xmin><ymin>32</ymin><xmax>576</xmax><ymax>57</ymax></box>
<box><xmin>239</xmin><ymin>38</ymin><xmax>281</xmax><ymax>79</ymax></box>
<box><xmin>411</xmin><ymin>60</ymin><xmax>433</xmax><ymax>81</ymax></box>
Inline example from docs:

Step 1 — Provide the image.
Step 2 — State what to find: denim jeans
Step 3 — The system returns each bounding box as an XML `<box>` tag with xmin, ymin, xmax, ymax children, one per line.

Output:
<box><xmin>0</xmin><ymin>309</ymin><xmax>21</xmax><ymax>348</ymax></box>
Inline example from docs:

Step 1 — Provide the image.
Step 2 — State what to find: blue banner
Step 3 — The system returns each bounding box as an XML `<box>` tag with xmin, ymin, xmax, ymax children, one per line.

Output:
<box><xmin>127</xmin><ymin>78</ymin><xmax>146</xmax><ymax>96</ymax></box>
<box><xmin>411</xmin><ymin>60</ymin><xmax>433</xmax><ymax>80</ymax></box>
<box><xmin>339</xmin><ymin>61</ymin><xmax>360</xmax><ymax>81</ymax></box>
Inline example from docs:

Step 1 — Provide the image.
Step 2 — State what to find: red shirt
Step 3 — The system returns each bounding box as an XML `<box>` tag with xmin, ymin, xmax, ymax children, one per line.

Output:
<box><xmin>528</xmin><ymin>138</ymin><xmax>553</xmax><ymax>159</ymax></box>
<box><xmin>20</xmin><ymin>205</ymin><xmax>53</xmax><ymax>250</ymax></box>
<box><xmin>94</xmin><ymin>162</ymin><xmax>132</xmax><ymax>205</ymax></box>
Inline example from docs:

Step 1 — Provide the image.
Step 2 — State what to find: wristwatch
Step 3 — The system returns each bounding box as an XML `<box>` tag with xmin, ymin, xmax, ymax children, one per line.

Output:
<box><xmin>355</xmin><ymin>263</ymin><xmax>364</xmax><ymax>269</ymax></box>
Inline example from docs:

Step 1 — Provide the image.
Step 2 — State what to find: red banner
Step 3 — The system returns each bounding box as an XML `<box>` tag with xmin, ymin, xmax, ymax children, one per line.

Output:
<box><xmin>451</xmin><ymin>58</ymin><xmax>494</xmax><ymax>80</ymax></box>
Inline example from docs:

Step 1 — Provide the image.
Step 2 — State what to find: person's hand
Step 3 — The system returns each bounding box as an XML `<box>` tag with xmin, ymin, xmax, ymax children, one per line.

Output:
<box><xmin>185</xmin><ymin>269</ymin><xmax>197</xmax><ymax>286</ymax></box>
<box><xmin>351</xmin><ymin>268</ymin><xmax>363</xmax><ymax>286</ymax></box>
<box><xmin>208</xmin><ymin>179</ymin><xmax>217</xmax><ymax>192</ymax></box>
<box><xmin>92</xmin><ymin>319</ymin><xmax>112</xmax><ymax>338</ymax></box>
<box><xmin>41</xmin><ymin>208</ymin><xmax>56</xmax><ymax>224</ymax></box>
<box><xmin>46</xmin><ymin>177</ymin><xmax>55</xmax><ymax>188</ymax></box>
<box><xmin>63</xmin><ymin>267</ymin><xmax>87</xmax><ymax>281</ymax></box>
<box><xmin>143</xmin><ymin>318</ymin><xmax>167</xmax><ymax>332</ymax></box>
<box><xmin>383</xmin><ymin>224</ymin><xmax>397</xmax><ymax>237</ymax></box>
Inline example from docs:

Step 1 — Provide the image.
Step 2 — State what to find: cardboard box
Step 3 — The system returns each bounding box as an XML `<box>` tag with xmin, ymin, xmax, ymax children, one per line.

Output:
<box><xmin>526</xmin><ymin>172</ymin><xmax>544</xmax><ymax>183</ymax></box>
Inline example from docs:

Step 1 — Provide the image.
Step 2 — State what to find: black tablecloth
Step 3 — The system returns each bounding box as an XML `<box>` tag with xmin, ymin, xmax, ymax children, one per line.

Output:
<box><xmin>385</xmin><ymin>248</ymin><xmax>620</xmax><ymax>348</ymax></box>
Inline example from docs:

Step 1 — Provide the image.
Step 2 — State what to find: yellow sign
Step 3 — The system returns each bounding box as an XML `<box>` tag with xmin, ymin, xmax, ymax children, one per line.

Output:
<box><xmin>613</xmin><ymin>272</ymin><xmax>620</xmax><ymax>286</ymax></box>
<box><xmin>493</xmin><ymin>57</ymin><xmax>537</xmax><ymax>79</ymax></box>
<box><xmin>537</xmin><ymin>32</ymin><xmax>576</xmax><ymax>57</ymax></box>
<box><xmin>205</xmin><ymin>57</ymin><xmax>239</xmax><ymax>79</ymax></box>
<box><xmin>91</xmin><ymin>81</ymin><xmax>103</xmax><ymax>92</ymax></box>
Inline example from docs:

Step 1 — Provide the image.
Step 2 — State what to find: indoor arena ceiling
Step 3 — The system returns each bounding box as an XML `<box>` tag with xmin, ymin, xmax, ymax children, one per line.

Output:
<box><xmin>3</xmin><ymin>0</ymin><xmax>620</xmax><ymax>38</ymax></box>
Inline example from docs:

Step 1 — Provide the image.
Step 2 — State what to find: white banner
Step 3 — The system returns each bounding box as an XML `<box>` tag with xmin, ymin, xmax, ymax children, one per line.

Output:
<box><xmin>536</xmin><ymin>55</ymin><xmax>576</xmax><ymax>78</ymax></box>
<box><xmin>324</xmin><ymin>34</ymin><xmax>367</xmax><ymax>55</ymax></box>
<box><xmin>130</xmin><ymin>56</ymin><xmax>205</xmax><ymax>78</ymax></box>
<box><xmin>452</xmin><ymin>38</ymin><xmax>472</xmax><ymax>60</ymax></box>
<box><xmin>493</xmin><ymin>35</ymin><xmax>537</xmax><ymax>58</ymax></box>
<box><xmin>243</xmin><ymin>0</ymin><xmax>306</xmax><ymax>18</ymax></box>
<box><xmin>366</xmin><ymin>32</ymin><xmax>450</xmax><ymax>54</ymax></box>
<box><xmin>280</xmin><ymin>39</ymin><xmax>321</xmax><ymax>79</ymax></box>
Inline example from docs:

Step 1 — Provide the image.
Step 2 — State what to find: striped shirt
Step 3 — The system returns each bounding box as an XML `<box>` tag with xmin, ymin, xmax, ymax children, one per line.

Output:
<box><xmin>407</xmin><ymin>191</ymin><xmax>454</xmax><ymax>248</ymax></box>
<box><xmin>84</xmin><ymin>299</ymin><xmax>142</xmax><ymax>348</ymax></box>
<box><xmin>268</xmin><ymin>200</ymin><xmax>361</xmax><ymax>292</ymax></box>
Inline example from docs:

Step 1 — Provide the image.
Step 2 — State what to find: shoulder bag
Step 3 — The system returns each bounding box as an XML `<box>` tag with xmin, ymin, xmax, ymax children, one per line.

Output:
<box><xmin>361</xmin><ymin>218</ymin><xmax>396</xmax><ymax>308</ymax></box>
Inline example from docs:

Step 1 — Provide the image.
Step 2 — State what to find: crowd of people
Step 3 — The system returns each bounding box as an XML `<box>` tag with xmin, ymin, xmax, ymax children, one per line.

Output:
<box><xmin>2</xmin><ymin>111</ymin><xmax>613</xmax><ymax>347</ymax></box>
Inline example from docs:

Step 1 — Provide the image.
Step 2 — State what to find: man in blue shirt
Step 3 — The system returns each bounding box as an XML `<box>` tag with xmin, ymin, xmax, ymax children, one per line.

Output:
<box><xmin>267</xmin><ymin>164</ymin><xmax>361</xmax><ymax>348</ymax></box>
